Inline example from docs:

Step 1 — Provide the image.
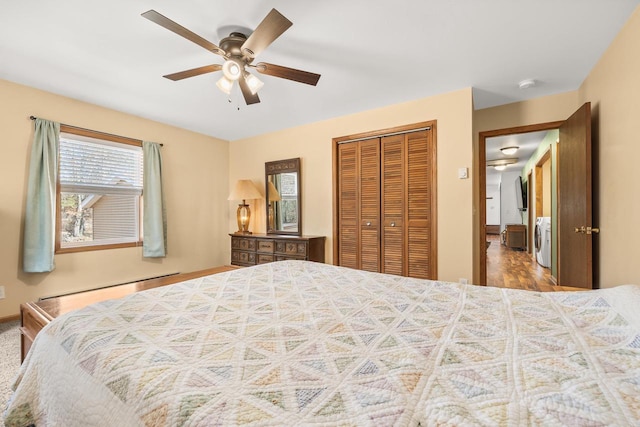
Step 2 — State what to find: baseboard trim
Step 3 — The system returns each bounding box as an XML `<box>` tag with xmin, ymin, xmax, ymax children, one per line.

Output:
<box><xmin>0</xmin><ymin>314</ymin><xmax>20</xmax><ymax>323</ymax></box>
<box><xmin>550</xmin><ymin>275</ymin><xmax>558</xmax><ymax>286</ymax></box>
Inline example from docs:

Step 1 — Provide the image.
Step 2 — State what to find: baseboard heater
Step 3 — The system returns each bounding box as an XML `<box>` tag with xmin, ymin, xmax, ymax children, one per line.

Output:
<box><xmin>39</xmin><ymin>272</ymin><xmax>180</xmax><ymax>301</ymax></box>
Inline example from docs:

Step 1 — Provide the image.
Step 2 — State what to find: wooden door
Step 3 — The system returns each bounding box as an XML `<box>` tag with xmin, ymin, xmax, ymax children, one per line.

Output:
<box><xmin>381</xmin><ymin>130</ymin><xmax>435</xmax><ymax>278</ymax></box>
<box><xmin>381</xmin><ymin>134</ymin><xmax>405</xmax><ymax>275</ymax></box>
<box><xmin>406</xmin><ymin>130</ymin><xmax>433</xmax><ymax>279</ymax></box>
<box><xmin>337</xmin><ymin>139</ymin><xmax>380</xmax><ymax>271</ymax></box>
<box><xmin>558</xmin><ymin>103</ymin><xmax>594</xmax><ymax>288</ymax></box>
<box><xmin>359</xmin><ymin>139</ymin><xmax>381</xmax><ymax>272</ymax></box>
<box><xmin>337</xmin><ymin>143</ymin><xmax>359</xmax><ymax>269</ymax></box>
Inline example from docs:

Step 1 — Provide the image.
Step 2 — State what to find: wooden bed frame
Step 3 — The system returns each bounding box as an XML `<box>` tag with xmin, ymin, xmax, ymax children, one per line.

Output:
<box><xmin>20</xmin><ymin>265</ymin><xmax>239</xmax><ymax>361</ymax></box>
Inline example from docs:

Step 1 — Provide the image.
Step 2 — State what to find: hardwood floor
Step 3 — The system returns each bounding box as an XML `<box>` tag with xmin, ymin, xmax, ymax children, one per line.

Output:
<box><xmin>485</xmin><ymin>234</ymin><xmax>565</xmax><ymax>291</ymax></box>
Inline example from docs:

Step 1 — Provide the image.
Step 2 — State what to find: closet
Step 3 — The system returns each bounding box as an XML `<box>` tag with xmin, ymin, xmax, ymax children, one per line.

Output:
<box><xmin>334</xmin><ymin>122</ymin><xmax>437</xmax><ymax>279</ymax></box>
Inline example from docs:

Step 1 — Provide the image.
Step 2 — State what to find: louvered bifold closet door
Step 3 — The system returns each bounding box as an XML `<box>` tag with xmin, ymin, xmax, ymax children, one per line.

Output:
<box><xmin>381</xmin><ymin>134</ymin><xmax>405</xmax><ymax>276</ymax></box>
<box><xmin>406</xmin><ymin>130</ymin><xmax>432</xmax><ymax>279</ymax></box>
<box><xmin>359</xmin><ymin>139</ymin><xmax>380</xmax><ymax>272</ymax></box>
<box><xmin>337</xmin><ymin>143</ymin><xmax>359</xmax><ymax>269</ymax></box>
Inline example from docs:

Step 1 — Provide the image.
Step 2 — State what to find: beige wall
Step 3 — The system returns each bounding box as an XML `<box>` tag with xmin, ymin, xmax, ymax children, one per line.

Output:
<box><xmin>579</xmin><ymin>6</ymin><xmax>640</xmax><ymax>288</ymax></box>
<box><xmin>230</xmin><ymin>88</ymin><xmax>474</xmax><ymax>283</ymax></box>
<box><xmin>0</xmin><ymin>79</ymin><xmax>230</xmax><ymax>319</ymax></box>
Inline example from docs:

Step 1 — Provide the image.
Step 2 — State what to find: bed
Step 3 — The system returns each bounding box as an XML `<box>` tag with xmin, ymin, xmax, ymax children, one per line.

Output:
<box><xmin>5</xmin><ymin>260</ymin><xmax>640</xmax><ymax>426</ymax></box>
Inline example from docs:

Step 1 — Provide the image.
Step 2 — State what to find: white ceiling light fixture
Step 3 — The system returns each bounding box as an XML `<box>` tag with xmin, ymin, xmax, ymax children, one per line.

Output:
<box><xmin>222</xmin><ymin>60</ymin><xmax>242</xmax><ymax>81</ymax></box>
<box><xmin>486</xmin><ymin>158</ymin><xmax>518</xmax><ymax>171</ymax></box>
<box><xmin>216</xmin><ymin>60</ymin><xmax>243</xmax><ymax>96</ymax></box>
<box><xmin>500</xmin><ymin>146</ymin><xmax>519</xmax><ymax>155</ymax></box>
<box><xmin>518</xmin><ymin>79</ymin><xmax>536</xmax><ymax>89</ymax></box>
<box><xmin>216</xmin><ymin>76</ymin><xmax>234</xmax><ymax>95</ymax></box>
<box><xmin>244</xmin><ymin>72</ymin><xmax>264</xmax><ymax>95</ymax></box>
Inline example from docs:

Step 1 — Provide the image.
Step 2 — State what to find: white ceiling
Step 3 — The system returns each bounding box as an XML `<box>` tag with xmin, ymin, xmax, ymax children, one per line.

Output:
<box><xmin>1</xmin><ymin>1</ymin><xmax>638</xmax><ymax>141</ymax></box>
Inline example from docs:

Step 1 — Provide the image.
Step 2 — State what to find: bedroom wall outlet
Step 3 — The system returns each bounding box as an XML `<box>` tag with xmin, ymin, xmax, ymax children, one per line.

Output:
<box><xmin>459</xmin><ymin>278</ymin><xmax>469</xmax><ymax>284</ymax></box>
<box><xmin>458</xmin><ymin>167</ymin><xmax>468</xmax><ymax>179</ymax></box>
<box><xmin>0</xmin><ymin>286</ymin><xmax>5</xmax><ymax>299</ymax></box>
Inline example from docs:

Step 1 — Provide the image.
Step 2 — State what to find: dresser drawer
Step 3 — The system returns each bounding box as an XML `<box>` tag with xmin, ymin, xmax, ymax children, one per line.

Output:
<box><xmin>231</xmin><ymin>250</ymin><xmax>256</xmax><ymax>265</ymax></box>
<box><xmin>257</xmin><ymin>240</ymin><xmax>275</xmax><ymax>253</ymax></box>
<box><xmin>257</xmin><ymin>254</ymin><xmax>275</xmax><ymax>264</ymax></box>
<box><xmin>232</xmin><ymin>237</ymin><xmax>256</xmax><ymax>251</ymax></box>
<box><xmin>275</xmin><ymin>241</ymin><xmax>286</xmax><ymax>253</ymax></box>
<box><xmin>285</xmin><ymin>242</ymin><xmax>308</xmax><ymax>256</ymax></box>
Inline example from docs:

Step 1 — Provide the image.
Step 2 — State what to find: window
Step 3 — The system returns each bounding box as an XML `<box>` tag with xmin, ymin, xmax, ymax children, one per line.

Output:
<box><xmin>56</xmin><ymin>127</ymin><xmax>143</xmax><ymax>253</ymax></box>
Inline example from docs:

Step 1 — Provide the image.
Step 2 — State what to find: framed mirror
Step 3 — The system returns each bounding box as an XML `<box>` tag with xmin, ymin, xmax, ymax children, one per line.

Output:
<box><xmin>265</xmin><ymin>158</ymin><xmax>301</xmax><ymax>235</ymax></box>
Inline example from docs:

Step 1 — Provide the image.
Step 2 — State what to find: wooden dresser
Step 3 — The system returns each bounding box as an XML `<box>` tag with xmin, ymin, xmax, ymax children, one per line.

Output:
<box><xmin>230</xmin><ymin>233</ymin><xmax>325</xmax><ymax>267</ymax></box>
<box><xmin>20</xmin><ymin>265</ymin><xmax>238</xmax><ymax>361</ymax></box>
<box><xmin>505</xmin><ymin>224</ymin><xmax>527</xmax><ymax>250</ymax></box>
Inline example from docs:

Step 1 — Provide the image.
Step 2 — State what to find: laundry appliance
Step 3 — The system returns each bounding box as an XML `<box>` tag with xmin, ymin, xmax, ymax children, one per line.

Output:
<box><xmin>535</xmin><ymin>217</ymin><xmax>551</xmax><ymax>268</ymax></box>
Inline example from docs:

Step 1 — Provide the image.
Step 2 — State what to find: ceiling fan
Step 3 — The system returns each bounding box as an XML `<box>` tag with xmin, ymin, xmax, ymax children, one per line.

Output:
<box><xmin>141</xmin><ymin>8</ymin><xmax>321</xmax><ymax>105</ymax></box>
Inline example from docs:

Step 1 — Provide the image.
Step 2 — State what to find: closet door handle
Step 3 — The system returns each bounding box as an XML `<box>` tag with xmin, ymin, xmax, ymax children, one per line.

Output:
<box><xmin>366</xmin><ymin>222</ymin><xmax>371</xmax><ymax>226</ymax></box>
<box><xmin>391</xmin><ymin>222</ymin><xmax>396</xmax><ymax>227</ymax></box>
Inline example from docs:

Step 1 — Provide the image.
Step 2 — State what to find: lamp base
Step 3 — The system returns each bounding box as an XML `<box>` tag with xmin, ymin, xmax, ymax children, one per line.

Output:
<box><xmin>236</xmin><ymin>202</ymin><xmax>252</xmax><ymax>234</ymax></box>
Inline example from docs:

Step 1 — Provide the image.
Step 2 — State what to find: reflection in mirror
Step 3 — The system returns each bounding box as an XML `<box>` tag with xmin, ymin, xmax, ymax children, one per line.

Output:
<box><xmin>266</xmin><ymin>158</ymin><xmax>301</xmax><ymax>235</ymax></box>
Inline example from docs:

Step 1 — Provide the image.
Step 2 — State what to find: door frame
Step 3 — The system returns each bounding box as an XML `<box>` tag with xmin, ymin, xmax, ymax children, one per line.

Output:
<box><xmin>527</xmin><ymin>170</ymin><xmax>533</xmax><ymax>256</ymax></box>
<box><xmin>478</xmin><ymin>121</ymin><xmax>563</xmax><ymax>286</ymax></box>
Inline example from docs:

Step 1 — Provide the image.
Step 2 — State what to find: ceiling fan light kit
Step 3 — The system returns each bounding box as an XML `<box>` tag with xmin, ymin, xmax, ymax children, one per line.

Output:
<box><xmin>222</xmin><ymin>60</ymin><xmax>242</xmax><ymax>81</ymax></box>
<box><xmin>216</xmin><ymin>76</ymin><xmax>234</xmax><ymax>95</ymax></box>
<box><xmin>244</xmin><ymin>72</ymin><xmax>264</xmax><ymax>95</ymax></box>
<box><xmin>142</xmin><ymin>8</ymin><xmax>321</xmax><ymax>105</ymax></box>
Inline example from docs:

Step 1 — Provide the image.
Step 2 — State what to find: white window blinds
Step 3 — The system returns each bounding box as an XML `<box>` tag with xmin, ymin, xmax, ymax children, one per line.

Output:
<box><xmin>59</xmin><ymin>134</ymin><xmax>143</xmax><ymax>195</ymax></box>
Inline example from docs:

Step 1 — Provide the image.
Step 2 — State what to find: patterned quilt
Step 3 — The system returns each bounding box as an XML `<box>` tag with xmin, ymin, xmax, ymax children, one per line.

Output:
<box><xmin>4</xmin><ymin>261</ymin><xmax>640</xmax><ymax>426</ymax></box>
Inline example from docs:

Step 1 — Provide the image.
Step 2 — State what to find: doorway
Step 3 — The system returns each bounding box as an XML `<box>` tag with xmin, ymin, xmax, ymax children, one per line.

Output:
<box><xmin>478</xmin><ymin>103</ymin><xmax>595</xmax><ymax>289</ymax></box>
<box><xmin>484</xmin><ymin>129</ymin><xmax>558</xmax><ymax>288</ymax></box>
<box><xmin>478</xmin><ymin>121</ymin><xmax>564</xmax><ymax>288</ymax></box>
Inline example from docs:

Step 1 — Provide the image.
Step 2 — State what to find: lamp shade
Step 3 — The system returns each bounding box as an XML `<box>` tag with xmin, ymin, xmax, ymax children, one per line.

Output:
<box><xmin>228</xmin><ymin>179</ymin><xmax>263</xmax><ymax>201</ymax></box>
<box><xmin>267</xmin><ymin>181</ymin><xmax>281</xmax><ymax>202</ymax></box>
<box><xmin>216</xmin><ymin>76</ymin><xmax>234</xmax><ymax>95</ymax></box>
<box><xmin>245</xmin><ymin>72</ymin><xmax>264</xmax><ymax>95</ymax></box>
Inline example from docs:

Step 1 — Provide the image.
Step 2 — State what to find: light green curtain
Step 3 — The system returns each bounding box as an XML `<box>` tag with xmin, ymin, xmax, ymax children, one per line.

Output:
<box><xmin>23</xmin><ymin>119</ymin><xmax>60</xmax><ymax>272</ymax></box>
<box><xmin>143</xmin><ymin>141</ymin><xmax>166</xmax><ymax>257</ymax></box>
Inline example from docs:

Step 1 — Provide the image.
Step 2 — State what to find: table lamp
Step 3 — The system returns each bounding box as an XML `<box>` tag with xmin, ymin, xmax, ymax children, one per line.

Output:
<box><xmin>228</xmin><ymin>179</ymin><xmax>263</xmax><ymax>234</ymax></box>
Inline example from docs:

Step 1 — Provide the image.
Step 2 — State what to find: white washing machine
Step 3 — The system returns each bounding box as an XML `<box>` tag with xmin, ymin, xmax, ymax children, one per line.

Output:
<box><xmin>535</xmin><ymin>217</ymin><xmax>551</xmax><ymax>268</ymax></box>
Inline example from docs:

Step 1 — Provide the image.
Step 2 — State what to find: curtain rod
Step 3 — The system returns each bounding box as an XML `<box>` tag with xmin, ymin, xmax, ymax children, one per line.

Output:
<box><xmin>29</xmin><ymin>116</ymin><xmax>163</xmax><ymax>147</ymax></box>
<box><xmin>336</xmin><ymin>126</ymin><xmax>432</xmax><ymax>145</ymax></box>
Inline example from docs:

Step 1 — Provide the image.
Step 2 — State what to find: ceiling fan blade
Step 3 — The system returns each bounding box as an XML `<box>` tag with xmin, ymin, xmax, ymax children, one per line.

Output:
<box><xmin>255</xmin><ymin>62</ymin><xmax>321</xmax><ymax>86</ymax></box>
<box><xmin>239</xmin><ymin>75</ymin><xmax>261</xmax><ymax>105</ymax></box>
<box><xmin>142</xmin><ymin>10</ymin><xmax>225</xmax><ymax>56</ymax></box>
<box><xmin>241</xmin><ymin>9</ymin><xmax>292</xmax><ymax>58</ymax></box>
<box><xmin>163</xmin><ymin>64</ymin><xmax>222</xmax><ymax>81</ymax></box>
